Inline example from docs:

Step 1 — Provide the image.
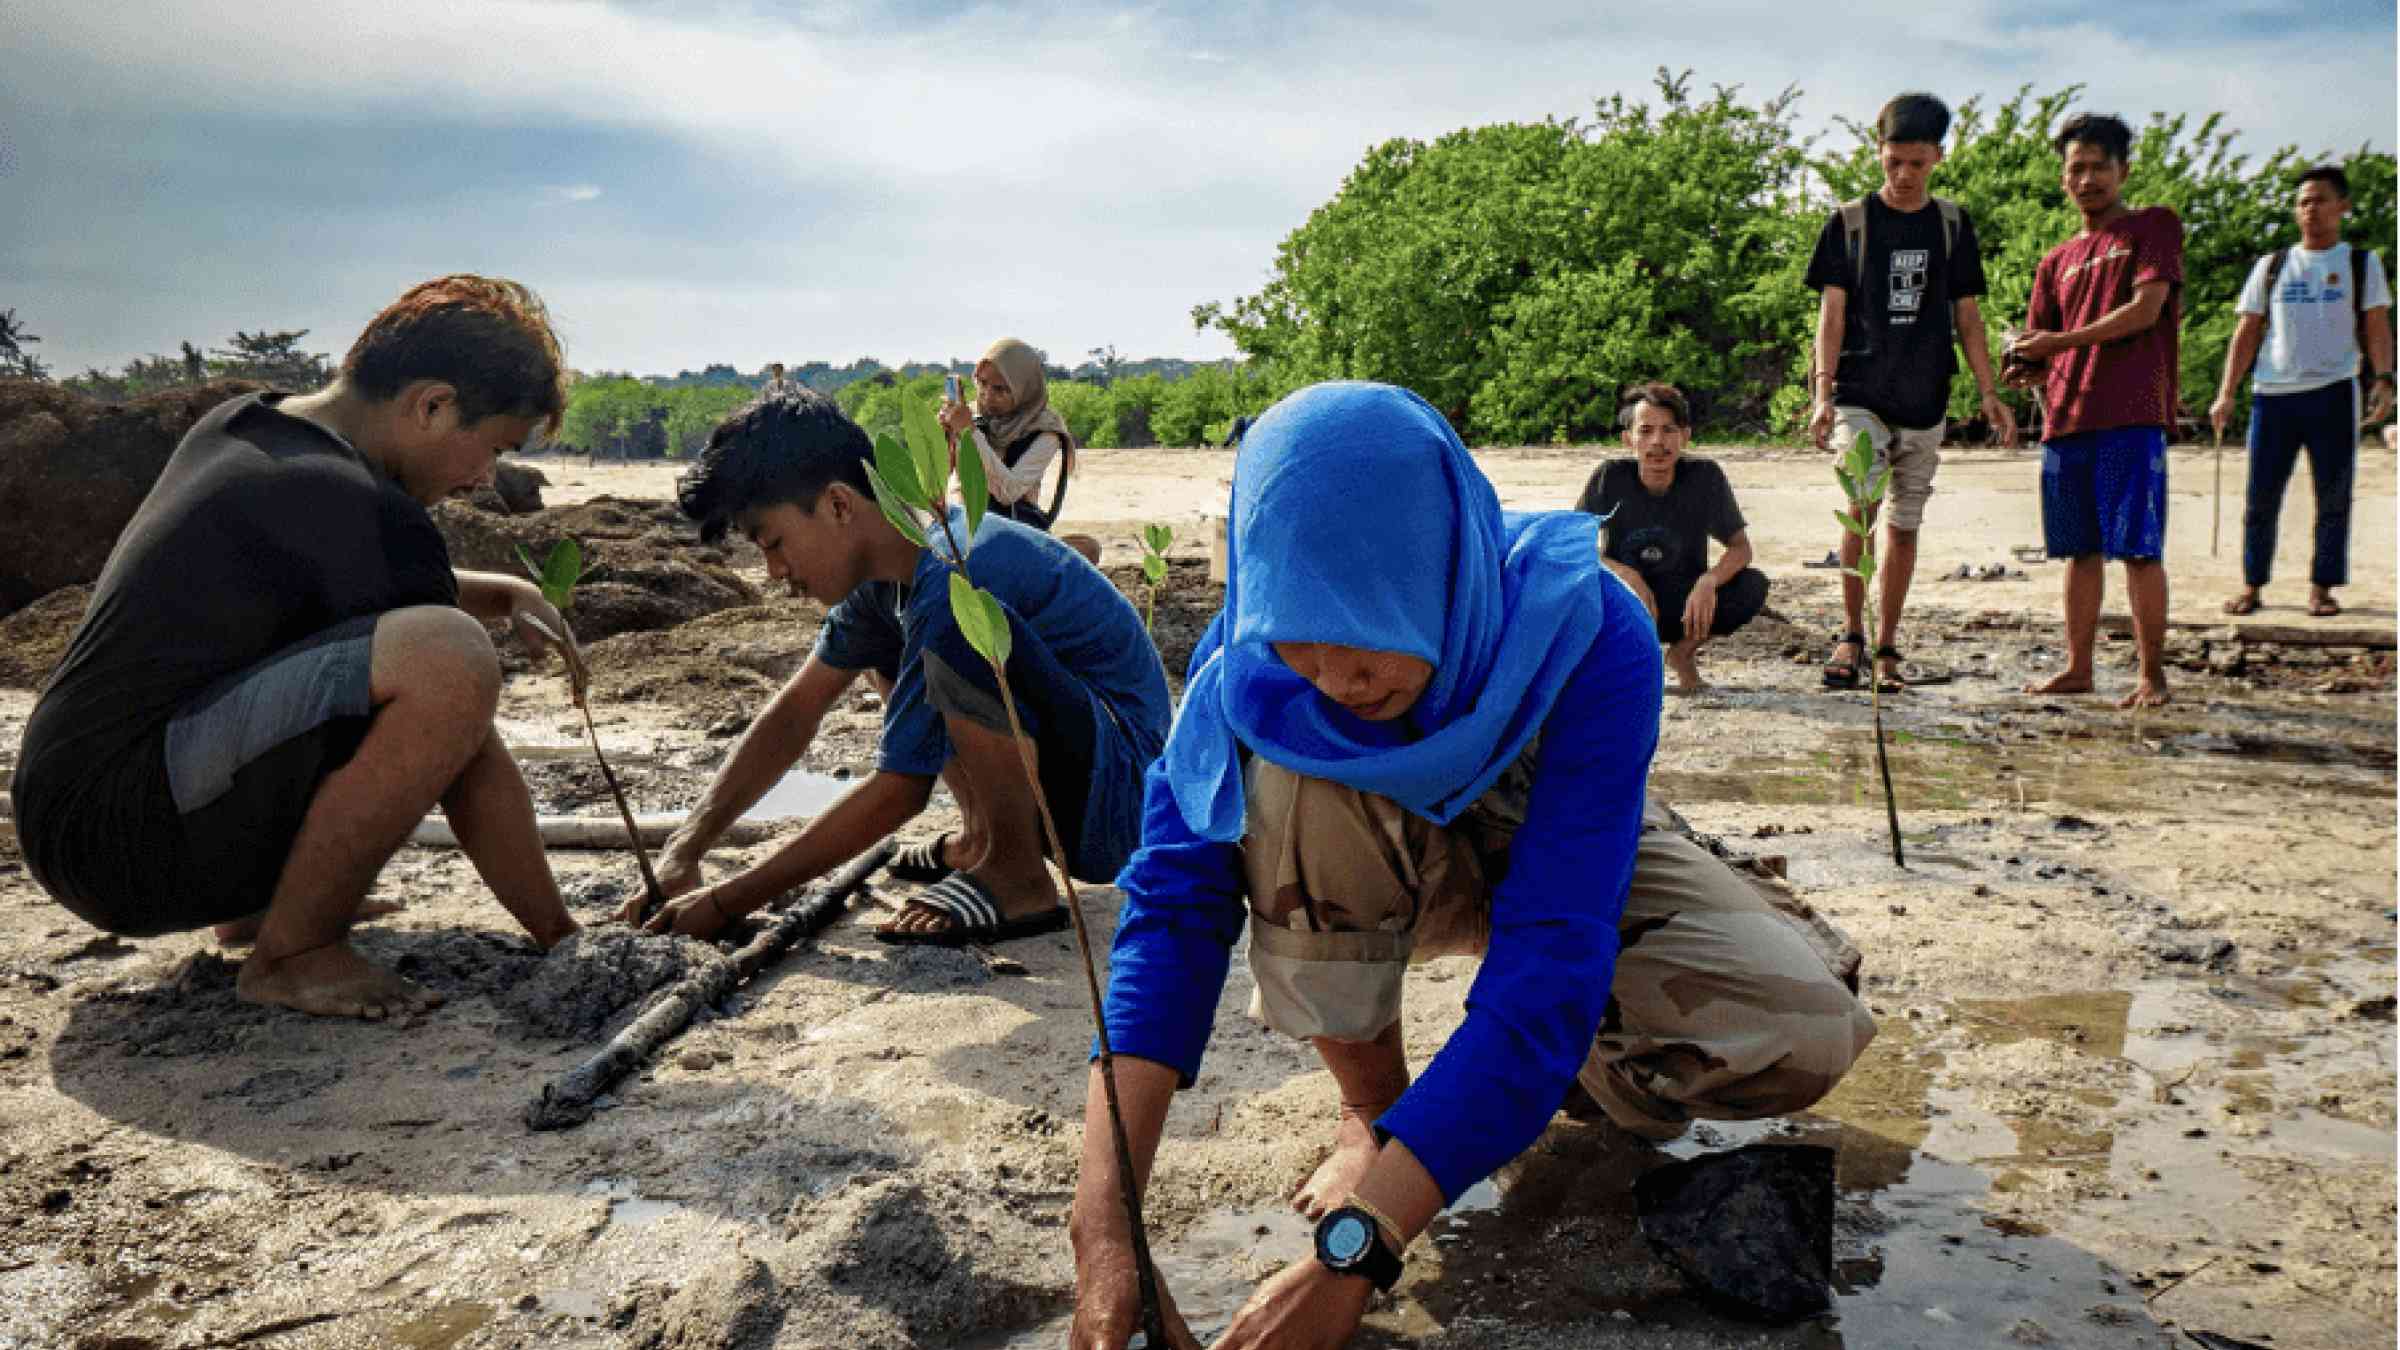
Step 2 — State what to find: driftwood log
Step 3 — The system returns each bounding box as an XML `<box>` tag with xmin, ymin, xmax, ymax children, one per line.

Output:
<box><xmin>410</xmin><ymin>813</ymin><xmax>788</xmax><ymax>850</ymax></box>
<box><xmin>2097</xmin><ymin>614</ymin><xmax>2396</xmax><ymax>650</ymax></box>
<box><xmin>524</xmin><ymin>840</ymin><xmax>894</xmax><ymax>1131</ymax></box>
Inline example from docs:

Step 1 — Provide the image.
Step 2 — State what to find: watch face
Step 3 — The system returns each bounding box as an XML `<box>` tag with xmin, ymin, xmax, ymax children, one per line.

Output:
<box><xmin>1323</xmin><ymin>1213</ymin><xmax>1371</xmax><ymax>1265</ymax></box>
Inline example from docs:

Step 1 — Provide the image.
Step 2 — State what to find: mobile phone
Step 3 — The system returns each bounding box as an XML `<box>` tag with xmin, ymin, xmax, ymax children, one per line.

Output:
<box><xmin>945</xmin><ymin>374</ymin><xmax>962</xmax><ymax>403</ymax></box>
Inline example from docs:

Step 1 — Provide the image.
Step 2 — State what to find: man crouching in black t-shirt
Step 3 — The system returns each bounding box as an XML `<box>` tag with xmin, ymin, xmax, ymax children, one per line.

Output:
<box><xmin>10</xmin><ymin>275</ymin><xmax>581</xmax><ymax>1020</ymax></box>
<box><xmin>1574</xmin><ymin>382</ymin><xmax>1769</xmax><ymax>695</ymax></box>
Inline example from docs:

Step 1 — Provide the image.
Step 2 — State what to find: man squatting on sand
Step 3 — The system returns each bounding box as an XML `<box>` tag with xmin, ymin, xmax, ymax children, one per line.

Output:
<box><xmin>10</xmin><ymin>276</ymin><xmax>583</xmax><ymax>1019</ymax></box>
<box><xmin>1804</xmin><ymin>91</ymin><xmax>2015</xmax><ymax>694</ymax></box>
<box><xmin>1067</xmin><ymin>383</ymin><xmax>1877</xmax><ymax>1349</ymax></box>
<box><xmin>1574</xmin><ymin>381</ymin><xmax>1770</xmax><ymax>696</ymax></box>
<box><xmin>2006</xmin><ymin>112</ymin><xmax>2185</xmax><ymax>711</ymax></box>
<box><xmin>633</xmin><ymin>389</ymin><xmax>1173</xmax><ymax>947</ymax></box>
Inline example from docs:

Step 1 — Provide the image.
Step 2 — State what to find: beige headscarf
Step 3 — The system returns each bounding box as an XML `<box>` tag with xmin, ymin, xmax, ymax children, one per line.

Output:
<box><xmin>976</xmin><ymin>337</ymin><xmax>1075</xmax><ymax>458</ymax></box>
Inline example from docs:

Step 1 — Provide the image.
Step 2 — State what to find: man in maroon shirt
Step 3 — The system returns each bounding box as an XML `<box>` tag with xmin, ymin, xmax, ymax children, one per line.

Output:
<box><xmin>2007</xmin><ymin>112</ymin><xmax>2183</xmax><ymax>710</ymax></box>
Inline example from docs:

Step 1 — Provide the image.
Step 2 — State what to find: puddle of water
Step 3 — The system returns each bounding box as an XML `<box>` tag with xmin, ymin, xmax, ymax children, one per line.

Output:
<box><xmin>388</xmin><ymin>1299</ymin><xmax>493</xmax><ymax>1350</ymax></box>
<box><xmin>1655</xmin><ymin>725</ymin><xmax>2393</xmax><ymax>814</ymax></box>
<box><xmin>743</xmin><ymin>768</ymin><xmax>856</xmax><ymax>820</ymax></box>
<box><xmin>581</xmin><ymin>1177</ymin><xmax>692</xmax><ymax>1229</ymax></box>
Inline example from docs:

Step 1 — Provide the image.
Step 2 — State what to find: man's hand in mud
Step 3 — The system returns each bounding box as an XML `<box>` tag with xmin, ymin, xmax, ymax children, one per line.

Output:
<box><xmin>635</xmin><ymin>886</ymin><xmax>736</xmax><ymax>939</ymax></box>
<box><xmin>1214</xmin><ymin>1259</ymin><xmax>1374</xmax><ymax>1350</ymax></box>
<box><xmin>1068</xmin><ymin>1236</ymin><xmax>1201</xmax><ymax>1350</ymax></box>
<box><xmin>654</xmin><ymin>849</ymin><xmax>705</xmax><ymax>901</ymax></box>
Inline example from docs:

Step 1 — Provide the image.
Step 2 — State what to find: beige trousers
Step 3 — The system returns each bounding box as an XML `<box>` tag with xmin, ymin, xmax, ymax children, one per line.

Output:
<box><xmin>1238</xmin><ymin>760</ymin><xmax>1877</xmax><ymax>1139</ymax></box>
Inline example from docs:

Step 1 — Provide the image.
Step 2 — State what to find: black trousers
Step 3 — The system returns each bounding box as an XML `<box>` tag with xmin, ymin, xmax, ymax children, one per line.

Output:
<box><xmin>1652</xmin><ymin>567</ymin><xmax>1769</xmax><ymax>644</ymax></box>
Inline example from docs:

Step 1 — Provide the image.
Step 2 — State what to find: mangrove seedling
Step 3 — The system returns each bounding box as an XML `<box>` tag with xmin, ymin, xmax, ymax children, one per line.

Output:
<box><xmin>514</xmin><ymin>538</ymin><xmax>670</xmax><ymax>921</ymax></box>
<box><xmin>1833</xmin><ymin>433</ymin><xmax>1906</xmax><ymax>868</ymax></box>
<box><xmin>1138</xmin><ymin>523</ymin><xmax>1173</xmax><ymax>638</ymax></box>
<box><xmin>867</xmin><ymin>394</ymin><xmax>1171</xmax><ymax>1348</ymax></box>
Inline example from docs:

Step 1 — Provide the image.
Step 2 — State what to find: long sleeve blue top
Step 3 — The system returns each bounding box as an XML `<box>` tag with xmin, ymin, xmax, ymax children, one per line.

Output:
<box><xmin>1099</xmin><ymin>607</ymin><xmax>1661</xmax><ymax>1205</ymax></box>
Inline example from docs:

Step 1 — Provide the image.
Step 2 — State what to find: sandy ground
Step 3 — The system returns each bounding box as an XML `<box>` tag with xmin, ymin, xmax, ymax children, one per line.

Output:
<box><xmin>0</xmin><ymin>442</ymin><xmax>2392</xmax><ymax>1349</ymax></box>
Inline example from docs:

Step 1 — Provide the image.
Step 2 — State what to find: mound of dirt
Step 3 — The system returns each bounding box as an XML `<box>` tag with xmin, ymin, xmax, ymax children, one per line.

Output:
<box><xmin>583</xmin><ymin>604</ymin><xmax>820</xmax><ymax>720</ymax></box>
<box><xmin>461</xmin><ymin>460</ymin><xmax>550</xmax><ymax>515</ymax></box>
<box><xmin>0</xmin><ymin>378</ymin><xmax>269</xmax><ymax>614</ymax></box>
<box><xmin>434</xmin><ymin>496</ymin><xmax>766</xmax><ymax>642</ymax></box>
<box><xmin>1101</xmin><ymin>555</ymin><xmax>1221</xmax><ymax>692</ymax></box>
<box><xmin>494</xmin><ymin>928</ymin><xmax>730</xmax><ymax>1041</ymax></box>
<box><xmin>0</xmin><ymin>584</ymin><xmax>88</xmax><ymax>688</ymax></box>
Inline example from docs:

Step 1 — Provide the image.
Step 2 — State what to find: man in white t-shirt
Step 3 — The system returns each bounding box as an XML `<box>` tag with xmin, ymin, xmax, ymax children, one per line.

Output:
<box><xmin>2211</xmin><ymin>165</ymin><xmax>2395</xmax><ymax>618</ymax></box>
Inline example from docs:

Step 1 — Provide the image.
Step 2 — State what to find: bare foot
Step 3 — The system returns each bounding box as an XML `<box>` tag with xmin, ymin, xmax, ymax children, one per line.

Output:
<box><xmin>2023</xmin><ymin>671</ymin><xmax>2094</xmax><ymax>696</ymax></box>
<box><xmin>215</xmin><ymin>900</ymin><xmax>404</xmax><ymax>948</ymax></box>
<box><xmin>236</xmin><ymin>943</ymin><xmax>443</xmax><ymax>1020</ymax></box>
<box><xmin>1665</xmin><ymin>647</ymin><xmax>1705</xmax><ymax>696</ymax></box>
<box><xmin>2118</xmin><ymin>677</ymin><xmax>2171</xmax><ymax>710</ymax></box>
<box><xmin>1291</xmin><ymin>1111</ymin><xmax>1383</xmax><ymax>1219</ymax></box>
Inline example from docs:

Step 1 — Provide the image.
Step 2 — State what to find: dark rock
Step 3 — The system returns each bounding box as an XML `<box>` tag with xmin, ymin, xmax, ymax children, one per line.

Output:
<box><xmin>2349</xmin><ymin>994</ymin><xmax>2396</xmax><ymax>1022</ymax></box>
<box><xmin>1634</xmin><ymin>1143</ymin><xmax>1834</xmax><ymax>1322</ymax></box>
<box><xmin>0</xmin><ymin>584</ymin><xmax>90</xmax><ymax>688</ymax></box>
<box><xmin>0</xmin><ymin>378</ymin><xmax>269</xmax><ymax>614</ymax></box>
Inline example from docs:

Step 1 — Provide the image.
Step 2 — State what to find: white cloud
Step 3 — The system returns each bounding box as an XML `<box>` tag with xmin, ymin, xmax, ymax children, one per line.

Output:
<box><xmin>7</xmin><ymin>1</ymin><xmax>2392</xmax><ymax>375</ymax></box>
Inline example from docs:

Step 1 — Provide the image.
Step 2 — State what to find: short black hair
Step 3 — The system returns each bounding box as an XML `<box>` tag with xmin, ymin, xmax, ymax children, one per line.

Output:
<box><xmin>2298</xmin><ymin>164</ymin><xmax>2351</xmax><ymax>199</ymax></box>
<box><xmin>2053</xmin><ymin>112</ymin><xmax>2134</xmax><ymax>164</ymax></box>
<box><xmin>1877</xmin><ymin>93</ymin><xmax>1951</xmax><ymax>147</ymax></box>
<box><xmin>1622</xmin><ymin>381</ymin><xmax>1690</xmax><ymax>430</ymax></box>
<box><xmin>675</xmin><ymin>389</ymin><xmax>874</xmax><ymax>543</ymax></box>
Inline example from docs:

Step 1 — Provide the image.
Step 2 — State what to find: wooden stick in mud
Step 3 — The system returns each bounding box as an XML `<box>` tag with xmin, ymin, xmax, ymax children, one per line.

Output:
<box><xmin>2211</xmin><ymin>428</ymin><xmax>2224</xmax><ymax>557</ymax></box>
<box><xmin>410</xmin><ymin>814</ymin><xmax>787</xmax><ymax>851</ymax></box>
<box><xmin>524</xmin><ymin>840</ymin><xmax>894</xmax><ymax>1132</ymax></box>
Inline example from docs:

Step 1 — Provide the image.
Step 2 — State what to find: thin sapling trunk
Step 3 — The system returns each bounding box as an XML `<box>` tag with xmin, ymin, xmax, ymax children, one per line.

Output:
<box><xmin>1834</xmin><ymin>435</ymin><xmax>1906</xmax><ymax>868</ymax></box>
<box><xmin>866</xmin><ymin>397</ymin><xmax>1171</xmax><ymax>1346</ymax></box>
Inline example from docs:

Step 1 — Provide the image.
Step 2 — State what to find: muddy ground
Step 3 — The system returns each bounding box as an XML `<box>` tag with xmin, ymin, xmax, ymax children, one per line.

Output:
<box><xmin>0</xmin><ymin>443</ymin><xmax>2392</xmax><ymax>1349</ymax></box>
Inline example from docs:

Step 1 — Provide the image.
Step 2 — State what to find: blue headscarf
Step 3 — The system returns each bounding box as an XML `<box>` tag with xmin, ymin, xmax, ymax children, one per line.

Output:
<box><xmin>1164</xmin><ymin>381</ymin><xmax>1613</xmax><ymax>842</ymax></box>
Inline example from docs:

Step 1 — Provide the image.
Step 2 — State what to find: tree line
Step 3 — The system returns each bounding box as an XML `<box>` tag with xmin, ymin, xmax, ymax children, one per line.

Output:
<box><xmin>1199</xmin><ymin>73</ymin><xmax>2395</xmax><ymax>443</ymax></box>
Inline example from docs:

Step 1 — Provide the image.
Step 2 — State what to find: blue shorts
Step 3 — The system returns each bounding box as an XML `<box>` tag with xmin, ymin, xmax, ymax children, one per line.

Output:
<box><xmin>2040</xmin><ymin>426</ymin><xmax>2168</xmax><ymax>561</ymax></box>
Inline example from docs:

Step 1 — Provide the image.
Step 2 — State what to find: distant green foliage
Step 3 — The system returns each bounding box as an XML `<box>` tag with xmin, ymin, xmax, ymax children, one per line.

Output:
<box><xmin>1202</xmin><ymin>71</ymin><xmax>2398</xmax><ymax>441</ymax></box>
<box><xmin>65</xmin><ymin>331</ymin><xmax>330</xmax><ymax>401</ymax></box>
<box><xmin>559</xmin><ymin>378</ymin><xmax>759</xmax><ymax>458</ymax></box>
<box><xmin>0</xmin><ymin>309</ymin><xmax>48</xmax><ymax>380</ymax></box>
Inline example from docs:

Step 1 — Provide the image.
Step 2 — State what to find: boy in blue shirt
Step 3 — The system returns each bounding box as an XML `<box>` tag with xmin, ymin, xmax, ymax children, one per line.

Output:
<box><xmin>634</xmin><ymin>390</ymin><xmax>1170</xmax><ymax>945</ymax></box>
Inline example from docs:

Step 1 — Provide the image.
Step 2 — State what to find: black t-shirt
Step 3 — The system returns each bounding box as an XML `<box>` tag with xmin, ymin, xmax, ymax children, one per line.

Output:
<box><xmin>1804</xmin><ymin>195</ymin><xmax>1988</xmax><ymax>430</ymax></box>
<box><xmin>13</xmin><ymin>394</ymin><xmax>457</xmax><ymax>905</ymax></box>
<box><xmin>1575</xmin><ymin>458</ymin><xmax>1745</xmax><ymax>595</ymax></box>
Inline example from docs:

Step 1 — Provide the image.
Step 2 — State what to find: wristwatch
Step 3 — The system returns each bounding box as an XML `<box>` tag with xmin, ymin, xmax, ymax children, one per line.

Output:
<box><xmin>1313</xmin><ymin>1205</ymin><xmax>1404</xmax><ymax>1292</ymax></box>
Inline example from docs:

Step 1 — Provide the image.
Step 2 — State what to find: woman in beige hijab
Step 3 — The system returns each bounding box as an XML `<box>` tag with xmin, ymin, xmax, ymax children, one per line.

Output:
<box><xmin>937</xmin><ymin>337</ymin><xmax>1077</xmax><ymax>529</ymax></box>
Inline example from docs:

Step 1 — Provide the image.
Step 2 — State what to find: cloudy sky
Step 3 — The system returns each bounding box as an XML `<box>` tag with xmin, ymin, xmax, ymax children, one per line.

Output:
<box><xmin>4</xmin><ymin>1</ymin><xmax>2392</xmax><ymax>377</ymax></box>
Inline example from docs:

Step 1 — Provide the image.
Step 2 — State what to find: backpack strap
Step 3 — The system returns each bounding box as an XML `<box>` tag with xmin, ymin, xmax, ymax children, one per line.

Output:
<box><xmin>2258</xmin><ymin>248</ymin><xmax>2289</xmax><ymax>331</ymax></box>
<box><xmin>1935</xmin><ymin>197</ymin><xmax>1960</xmax><ymax>266</ymax></box>
<box><xmin>2352</xmin><ymin>246</ymin><xmax>2374</xmax><ymax>353</ymax></box>
<box><xmin>1841</xmin><ymin>197</ymin><xmax>1870</xmax><ymax>294</ymax></box>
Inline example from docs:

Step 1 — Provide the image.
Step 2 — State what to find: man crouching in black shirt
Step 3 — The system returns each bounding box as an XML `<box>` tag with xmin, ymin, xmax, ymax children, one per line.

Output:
<box><xmin>1575</xmin><ymin>382</ymin><xmax>1769</xmax><ymax>695</ymax></box>
<box><xmin>11</xmin><ymin>275</ymin><xmax>581</xmax><ymax>1020</ymax></box>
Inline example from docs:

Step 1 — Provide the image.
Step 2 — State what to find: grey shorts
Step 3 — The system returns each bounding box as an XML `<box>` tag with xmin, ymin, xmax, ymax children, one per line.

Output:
<box><xmin>1831</xmin><ymin>406</ymin><xmax>1943</xmax><ymax>531</ymax></box>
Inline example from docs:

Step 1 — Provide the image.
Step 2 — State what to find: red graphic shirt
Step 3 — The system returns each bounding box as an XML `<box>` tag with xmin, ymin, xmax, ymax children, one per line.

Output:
<box><xmin>2027</xmin><ymin>206</ymin><xmax>2185</xmax><ymax>438</ymax></box>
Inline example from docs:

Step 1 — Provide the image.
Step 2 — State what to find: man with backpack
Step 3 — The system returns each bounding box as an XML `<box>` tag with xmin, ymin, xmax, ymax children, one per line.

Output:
<box><xmin>1805</xmin><ymin>92</ymin><xmax>2015</xmax><ymax>693</ymax></box>
<box><xmin>2210</xmin><ymin>165</ymin><xmax>2395</xmax><ymax>619</ymax></box>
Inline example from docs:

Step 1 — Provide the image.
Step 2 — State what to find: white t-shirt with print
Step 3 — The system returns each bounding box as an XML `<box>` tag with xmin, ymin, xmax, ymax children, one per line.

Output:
<box><xmin>2236</xmin><ymin>242</ymin><xmax>2393</xmax><ymax>396</ymax></box>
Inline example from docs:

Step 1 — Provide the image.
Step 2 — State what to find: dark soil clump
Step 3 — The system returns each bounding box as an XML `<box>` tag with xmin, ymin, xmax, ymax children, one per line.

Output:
<box><xmin>495</xmin><ymin>928</ymin><xmax>728</xmax><ymax>1041</ymax></box>
<box><xmin>0</xmin><ymin>584</ymin><xmax>89</xmax><ymax>688</ymax></box>
<box><xmin>435</xmin><ymin>496</ymin><xmax>764</xmax><ymax>643</ymax></box>
<box><xmin>1101</xmin><ymin>556</ymin><xmax>1221</xmax><ymax>695</ymax></box>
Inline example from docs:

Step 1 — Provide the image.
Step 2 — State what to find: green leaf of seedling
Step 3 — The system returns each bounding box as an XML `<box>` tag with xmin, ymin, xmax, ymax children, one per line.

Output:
<box><xmin>948</xmin><ymin>573</ymin><xmax>1013</xmax><ymax>667</ymax></box>
<box><xmin>1864</xmin><ymin>465</ymin><xmax>1891</xmax><ymax>505</ymax></box>
<box><xmin>955</xmin><ymin>419</ymin><xmax>988</xmax><ymax>540</ymax></box>
<box><xmin>901</xmin><ymin>396</ymin><xmax>949</xmax><ymax>507</ymax></box>
<box><xmin>1140</xmin><ymin>554</ymin><xmax>1168</xmax><ymax>586</ymax></box>
<box><xmin>1835</xmin><ymin>510</ymin><xmax>1870</xmax><ymax>539</ymax></box>
<box><xmin>1856</xmin><ymin>553</ymin><xmax>1877</xmax><ymax>583</ymax></box>
<box><xmin>874</xmin><ymin>431</ymin><xmax>925</xmax><ymax>506</ymax></box>
<box><xmin>541</xmin><ymin>538</ymin><xmax>584</xmax><ymax>613</ymax></box>
<box><xmin>862</xmin><ymin>461</ymin><xmax>930</xmax><ymax>547</ymax></box>
<box><xmin>1834</xmin><ymin>463</ymin><xmax>1859</xmax><ymax>505</ymax></box>
<box><xmin>515</xmin><ymin>543</ymin><xmax>545</xmax><ymax>586</ymax></box>
<box><xmin>1846</xmin><ymin>431</ymin><xmax>1875</xmax><ymax>483</ymax></box>
<box><xmin>1143</xmin><ymin>523</ymin><xmax>1174</xmax><ymax>555</ymax></box>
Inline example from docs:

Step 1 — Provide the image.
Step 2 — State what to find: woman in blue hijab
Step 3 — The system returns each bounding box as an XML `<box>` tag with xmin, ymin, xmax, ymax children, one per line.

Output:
<box><xmin>1064</xmin><ymin>383</ymin><xmax>1870</xmax><ymax>1349</ymax></box>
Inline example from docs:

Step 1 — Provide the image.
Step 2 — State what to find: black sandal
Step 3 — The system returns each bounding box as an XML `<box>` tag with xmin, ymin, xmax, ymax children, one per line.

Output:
<box><xmin>885</xmin><ymin>834</ymin><xmax>954</xmax><ymax>884</ymax></box>
<box><xmin>1873</xmin><ymin>645</ymin><xmax>1907</xmax><ymax>694</ymax></box>
<box><xmin>1823</xmin><ymin>632</ymin><xmax>1866</xmax><ymax>689</ymax></box>
<box><xmin>874</xmin><ymin>873</ymin><xmax>1068</xmax><ymax>949</ymax></box>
